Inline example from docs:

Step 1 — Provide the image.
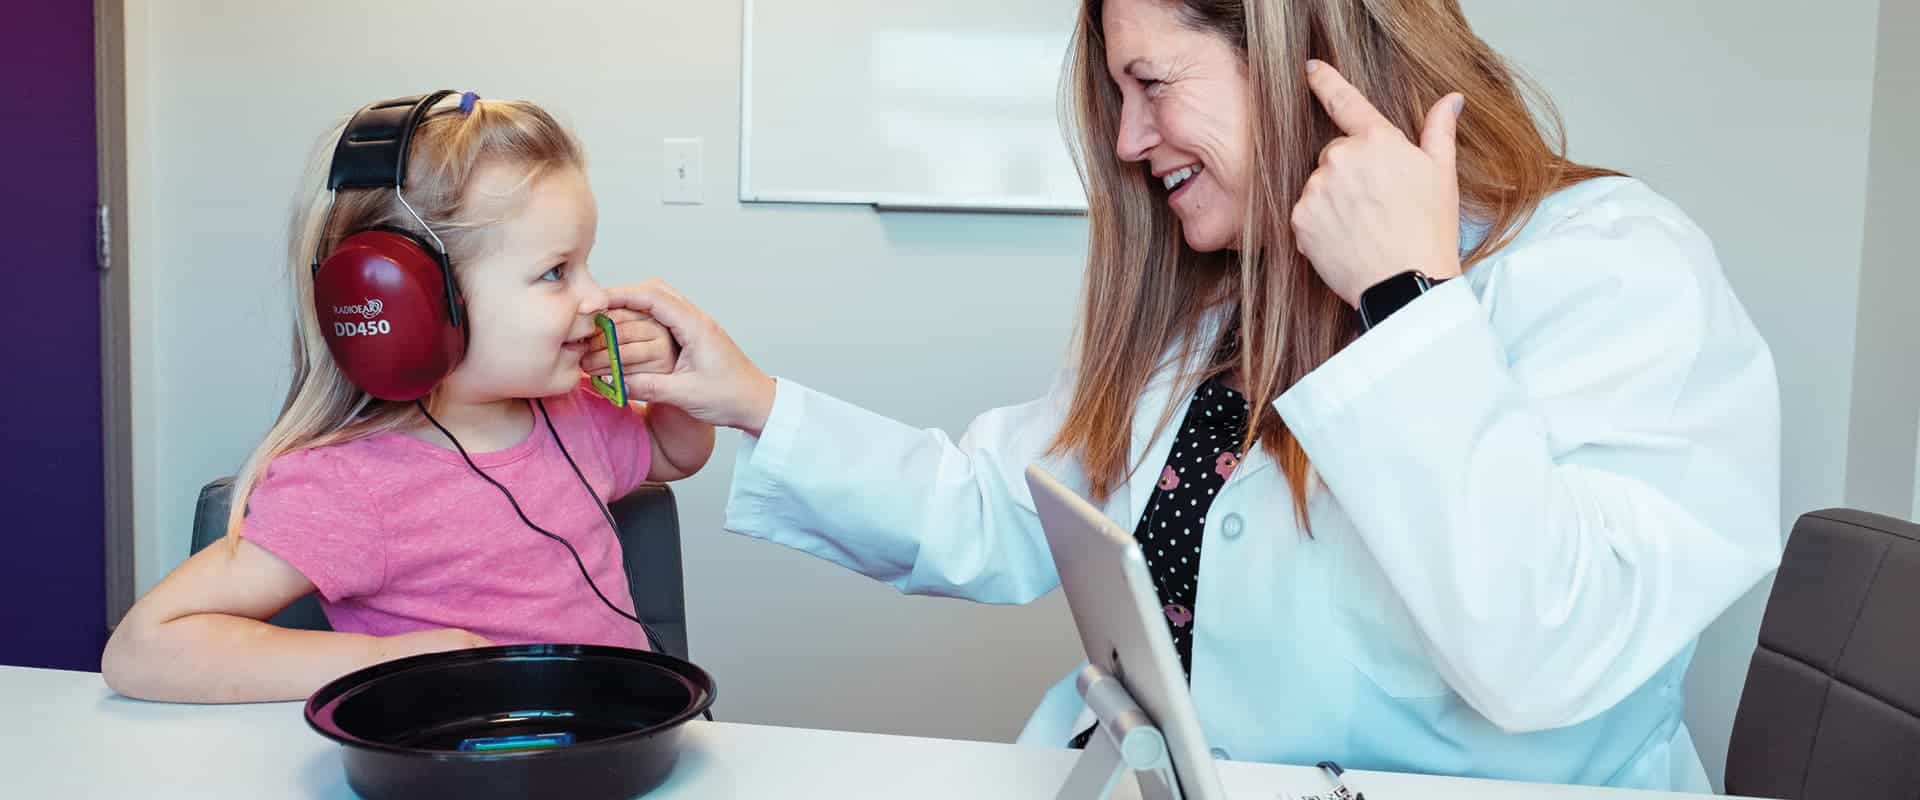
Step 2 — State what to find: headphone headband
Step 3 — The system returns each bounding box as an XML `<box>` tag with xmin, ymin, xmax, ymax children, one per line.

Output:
<box><xmin>327</xmin><ymin>91</ymin><xmax>454</xmax><ymax>191</ymax></box>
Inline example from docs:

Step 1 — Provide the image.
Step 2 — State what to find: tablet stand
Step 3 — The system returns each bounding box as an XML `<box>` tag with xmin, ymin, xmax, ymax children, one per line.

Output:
<box><xmin>1056</xmin><ymin>664</ymin><xmax>1183</xmax><ymax>800</ymax></box>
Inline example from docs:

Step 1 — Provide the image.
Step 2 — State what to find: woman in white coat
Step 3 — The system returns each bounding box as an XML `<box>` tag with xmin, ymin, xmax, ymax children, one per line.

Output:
<box><xmin>594</xmin><ymin>0</ymin><xmax>1781</xmax><ymax>791</ymax></box>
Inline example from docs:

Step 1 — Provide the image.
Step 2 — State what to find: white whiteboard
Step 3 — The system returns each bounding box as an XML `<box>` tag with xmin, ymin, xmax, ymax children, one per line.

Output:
<box><xmin>739</xmin><ymin>0</ymin><xmax>1088</xmax><ymax>213</ymax></box>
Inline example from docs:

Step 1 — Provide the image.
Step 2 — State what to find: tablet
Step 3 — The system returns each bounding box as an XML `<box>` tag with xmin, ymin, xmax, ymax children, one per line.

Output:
<box><xmin>1026</xmin><ymin>465</ymin><xmax>1227</xmax><ymax>799</ymax></box>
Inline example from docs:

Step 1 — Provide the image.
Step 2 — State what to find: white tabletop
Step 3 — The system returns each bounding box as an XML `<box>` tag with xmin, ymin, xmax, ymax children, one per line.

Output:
<box><xmin>2</xmin><ymin>665</ymin><xmax>1739</xmax><ymax>799</ymax></box>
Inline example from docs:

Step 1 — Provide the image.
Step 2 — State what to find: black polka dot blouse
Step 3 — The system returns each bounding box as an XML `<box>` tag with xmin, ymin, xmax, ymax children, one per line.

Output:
<box><xmin>1133</xmin><ymin>375</ymin><xmax>1249</xmax><ymax>680</ymax></box>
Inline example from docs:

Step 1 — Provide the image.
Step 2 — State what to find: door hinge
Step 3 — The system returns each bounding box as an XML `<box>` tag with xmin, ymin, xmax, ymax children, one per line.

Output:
<box><xmin>97</xmin><ymin>204</ymin><xmax>112</xmax><ymax>273</ymax></box>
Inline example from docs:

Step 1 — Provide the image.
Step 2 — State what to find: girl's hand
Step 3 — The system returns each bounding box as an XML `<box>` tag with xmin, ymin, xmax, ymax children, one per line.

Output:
<box><xmin>1290</xmin><ymin>60</ymin><xmax>1465</xmax><ymax>307</ymax></box>
<box><xmin>604</xmin><ymin>280</ymin><xmax>777</xmax><ymax>435</ymax></box>
<box><xmin>581</xmin><ymin>308</ymin><xmax>679</xmax><ymax>377</ymax></box>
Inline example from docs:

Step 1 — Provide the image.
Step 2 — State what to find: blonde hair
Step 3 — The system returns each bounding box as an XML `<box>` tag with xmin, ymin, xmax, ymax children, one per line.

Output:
<box><xmin>1049</xmin><ymin>0</ymin><xmax>1621</xmax><ymax>524</ymax></box>
<box><xmin>224</xmin><ymin>96</ymin><xmax>585</xmax><ymax>538</ymax></box>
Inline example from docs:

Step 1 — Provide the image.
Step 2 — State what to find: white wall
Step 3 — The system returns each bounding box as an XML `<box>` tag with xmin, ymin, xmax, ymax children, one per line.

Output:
<box><xmin>126</xmin><ymin>0</ymin><xmax>1896</xmax><ymax>786</ymax></box>
<box><xmin>1847</xmin><ymin>0</ymin><xmax>1920</xmax><ymax>521</ymax></box>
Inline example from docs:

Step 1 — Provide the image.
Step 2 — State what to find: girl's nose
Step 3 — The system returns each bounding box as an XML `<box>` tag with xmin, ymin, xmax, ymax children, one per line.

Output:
<box><xmin>578</xmin><ymin>279</ymin><xmax>609</xmax><ymax>316</ymax></box>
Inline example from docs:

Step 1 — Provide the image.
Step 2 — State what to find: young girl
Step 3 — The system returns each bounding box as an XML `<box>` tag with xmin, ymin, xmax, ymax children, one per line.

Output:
<box><xmin>102</xmin><ymin>93</ymin><xmax>713</xmax><ymax>703</ymax></box>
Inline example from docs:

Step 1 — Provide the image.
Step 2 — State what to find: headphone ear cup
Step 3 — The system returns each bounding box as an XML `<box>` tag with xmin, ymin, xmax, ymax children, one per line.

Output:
<box><xmin>313</xmin><ymin>229</ymin><xmax>466</xmax><ymax>401</ymax></box>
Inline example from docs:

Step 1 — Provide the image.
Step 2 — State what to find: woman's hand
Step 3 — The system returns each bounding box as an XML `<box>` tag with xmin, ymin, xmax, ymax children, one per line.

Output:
<box><xmin>603</xmin><ymin>280</ymin><xmax>778</xmax><ymax>435</ymax></box>
<box><xmin>581</xmin><ymin>308</ymin><xmax>678</xmax><ymax>377</ymax></box>
<box><xmin>1290</xmin><ymin>60</ymin><xmax>1465</xmax><ymax>307</ymax></box>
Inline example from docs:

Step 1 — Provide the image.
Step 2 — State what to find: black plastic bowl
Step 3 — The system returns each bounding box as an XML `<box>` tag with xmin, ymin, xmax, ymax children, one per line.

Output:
<box><xmin>305</xmin><ymin>644</ymin><xmax>715</xmax><ymax>800</ymax></box>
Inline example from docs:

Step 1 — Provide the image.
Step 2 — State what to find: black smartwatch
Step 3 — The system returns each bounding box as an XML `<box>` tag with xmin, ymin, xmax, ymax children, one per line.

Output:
<box><xmin>1358</xmin><ymin>270</ymin><xmax>1445</xmax><ymax>330</ymax></box>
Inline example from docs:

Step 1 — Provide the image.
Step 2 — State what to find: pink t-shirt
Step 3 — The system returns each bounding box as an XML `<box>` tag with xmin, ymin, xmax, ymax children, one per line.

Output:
<box><xmin>242</xmin><ymin>381</ymin><xmax>653</xmax><ymax>649</ymax></box>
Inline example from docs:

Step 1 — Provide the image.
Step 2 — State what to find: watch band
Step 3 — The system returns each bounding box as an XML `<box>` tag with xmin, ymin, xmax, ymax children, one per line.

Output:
<box><xmin>1359</xmin><ymin>270</ymin><xmax>1443</xmax><ymax>330</ymax></box>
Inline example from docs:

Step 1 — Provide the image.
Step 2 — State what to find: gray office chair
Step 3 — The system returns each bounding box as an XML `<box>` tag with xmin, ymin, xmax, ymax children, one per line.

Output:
<box><xmin>1725</xmin><ymin>508</ymin><xmax>1920</xmax><ymax>799</ymax></box>
<box><xmin>188</xmin><ymin>476</ymin><xmax>690</xmax><ymax>660</ymax></box>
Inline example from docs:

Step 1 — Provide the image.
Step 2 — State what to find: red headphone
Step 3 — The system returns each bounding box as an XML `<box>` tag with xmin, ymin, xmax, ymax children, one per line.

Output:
<box><xmin>311</xmin><ymin>92</ymin><xmax>469</xmax><ymax>402</ymax></box>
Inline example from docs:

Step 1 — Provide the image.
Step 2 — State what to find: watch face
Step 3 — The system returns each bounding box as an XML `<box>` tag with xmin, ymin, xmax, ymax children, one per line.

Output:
<box><xmin>1362</xmin><ymin>272</ymin><xmax>1429</xmax><ymax>326</ymax></box>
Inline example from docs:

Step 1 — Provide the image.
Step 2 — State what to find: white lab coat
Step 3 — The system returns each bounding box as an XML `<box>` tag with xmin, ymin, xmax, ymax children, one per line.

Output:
<box><xmin>723</xmin><ymin>176</ymin><xmax>1781</xmax><ymax>791</ymax></box>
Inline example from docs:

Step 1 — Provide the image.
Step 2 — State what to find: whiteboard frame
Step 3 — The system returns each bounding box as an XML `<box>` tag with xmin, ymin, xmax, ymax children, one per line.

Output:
<box><xmin>736</xmin><ymin>0</ymin><xmax>1090</xmax><ymax>215</ymax></box>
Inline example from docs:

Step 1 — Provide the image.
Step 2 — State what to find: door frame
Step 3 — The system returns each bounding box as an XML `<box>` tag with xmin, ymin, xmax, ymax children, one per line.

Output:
<box><xmin>96</xmin><ymin>0</ymin><xmax>135</xmax><ymax>626</ymax></box>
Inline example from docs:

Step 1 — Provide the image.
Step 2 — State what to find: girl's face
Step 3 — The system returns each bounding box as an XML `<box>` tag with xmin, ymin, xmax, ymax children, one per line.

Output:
<box><xmin>438</xmin><ymin>164</ymin><xmax>609</xmax><ymax>403</ymax></box>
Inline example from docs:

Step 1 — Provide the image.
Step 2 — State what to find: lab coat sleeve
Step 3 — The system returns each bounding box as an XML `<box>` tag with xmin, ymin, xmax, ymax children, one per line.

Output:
<box><xmin>1274</xmin><ymin>186</ymin><xmax>1782</xmax><ymax>733</ymax></box>
<box><xmin>723</xmin><ymin>375</ymin><xmax>1075</xmax><ymax>604</ymax></box>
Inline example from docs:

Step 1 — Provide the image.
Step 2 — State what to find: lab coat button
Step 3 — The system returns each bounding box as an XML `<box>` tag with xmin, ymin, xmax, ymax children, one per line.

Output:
<box><xmin>1221</xmin><ymin>513</ymin><xmax>1244</xmax><ymax>540</ymax></box>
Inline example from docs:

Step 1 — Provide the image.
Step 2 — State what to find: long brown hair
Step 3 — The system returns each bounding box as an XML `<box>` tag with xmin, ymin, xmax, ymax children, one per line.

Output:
<box><xmin>224</xmin><ymin>96</ymin><xmax>584</xmax><ymax>538</ymax></box>
<box><xmin>1049</xmin><ymin>0</ymin><xmax>1620</xmax><ymax>523</ymax></box>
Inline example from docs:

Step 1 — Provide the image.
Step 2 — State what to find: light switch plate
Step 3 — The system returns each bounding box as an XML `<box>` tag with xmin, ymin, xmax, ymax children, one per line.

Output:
<box><xmin>663</xmin><ymin>137</ymin><xmax>703</xmax><ymax>205</ymax></box>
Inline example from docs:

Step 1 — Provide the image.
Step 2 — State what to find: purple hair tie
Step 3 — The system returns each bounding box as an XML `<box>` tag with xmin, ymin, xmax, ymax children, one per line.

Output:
<box><xmin>458</xmin><ymin>91</ymin><xmax>479</xmax><ymax>114</ymax></box>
